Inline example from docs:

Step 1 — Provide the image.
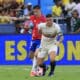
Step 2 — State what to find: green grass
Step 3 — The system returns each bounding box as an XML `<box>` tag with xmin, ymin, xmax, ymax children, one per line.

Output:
<box><xmin>0</xmin><ymin>66</ymin><xmax>80</xmax><ymax>80</ymax></box>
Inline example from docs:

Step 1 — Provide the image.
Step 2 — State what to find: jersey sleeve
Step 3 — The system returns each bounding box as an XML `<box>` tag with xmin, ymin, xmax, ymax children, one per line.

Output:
<box><xmin>38</xmin><ymin>23</ymin><xmax>44</xmax><ymax>34</ymax></box>
<box><xmin>38</xmin><ymin>23</ymin><xmax>43</xmax><ymax>31</ymax></box>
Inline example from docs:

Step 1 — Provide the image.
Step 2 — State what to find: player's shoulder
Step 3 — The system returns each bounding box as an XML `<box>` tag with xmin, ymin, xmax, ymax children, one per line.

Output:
<box><xmin>38</xmin><ymin>23</ymin><xmax>46</xmax><ymax>29</ymax></box>
<box><xmin>53</xmin><ymin>22</ymin><xmax>60</xmax><ymax>28</ymax></box>
<box><xmin>39</xmin><ymin>23</ymin><xmax>46</xmax><ymax>26</ymax></box>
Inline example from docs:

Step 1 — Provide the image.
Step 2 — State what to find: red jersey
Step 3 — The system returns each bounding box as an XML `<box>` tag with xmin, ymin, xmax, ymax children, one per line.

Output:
<box><xmin>30</xmin><ymin>15</ymin><xmax>46</xmax><ymax>40</ymax></box>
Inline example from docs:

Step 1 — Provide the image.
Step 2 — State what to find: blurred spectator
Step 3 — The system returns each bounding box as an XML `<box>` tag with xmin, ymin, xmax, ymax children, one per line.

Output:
<box><xmin>15</xmin><ymin>2</ymin><xmax>25</xmax><ymax>33</ymax></box>
<box><xmin>10</xmin><ymin>0</ymin><xmax>19</xmax><ymax>9</ymax></box>
<box><xmin>16</xmin><ymin>2</ymin><xmax>24</xmax><ymax>17</ymax></box>
<box><xmin>65</xmin><ymin>0</ymin><xmax>76</xmax><ymax>17</ymax></box>
<box><xmin>59</xmin><ymin>0</ymin><xmax>67</xmax><ymax>17</ymax></box>
<box><xmin>2</xmin><ymin>0</ymin><xmax>11</xmax><ymax>10</ymax></box>
<box><xmin>0</xmin><ymin>10</ymin><xmax>10</xmax><ymax>23</ymax></box>
<box><xmin>71</xmin><ymin>10</ymin><xmax>79</xmax><ymax>32</ymax></box>
<box><xmin>74</xmin><ymin>0</ymin><xmax>79</xmax><ymax>3</ymax></box>
<box><xmin>0</xmin><ymin>0</ymin><xmax>25</xmax><ymax>33</ymax></box>
<box><xmin>73</xmin><ymin>18</ymin><xmax>80</xmax><ymax>33</ymax></box>
<box><xmin>65</xmin><ymin>0</ymin><xmax>76</xmax><ymax>33</ymax></box>
<box><xmin>20</xmin><ymin>20</ymin><xmax>33</xmax><ymax>34</ymax></box>
<box><xmin>24</xmin><ymin>3</ymin><xmax>33</xmax><ymax>16</ymax></box>
<box><xmin>52</xmin><ymin>1</ymin><xmax>62</xmax><ymax>17</ymax></box>
<box><xmin>10</xmin><ymin>0</ymin><xmax>19</xmax><ymax>16</ymax></box>
<box><xmin>0</xmin><ymin>1</ymin><xmax>3</xmax><ymax>11</ymax></box>
<box><xmin>16</xmin><ymin>0</ymin><xmax>24</xmax><ymax>4</ymax></box>
<box><xmin>73</xmin><ymin>0</ymin><xmax>80</xmax><ymax>18</ymax></box>
<box><xmin>9</xmin><ymin>9</ymin><xmax>16</xmax><ymax>17</ymax></box>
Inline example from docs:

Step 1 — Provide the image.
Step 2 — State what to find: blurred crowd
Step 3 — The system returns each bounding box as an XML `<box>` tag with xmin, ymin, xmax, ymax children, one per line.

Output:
<box><xmin>0</xmin><ymin>0</ymin><xmax>80</xmax><ymax>34</ymax></box>
<box><xmin>0</xmin><ymin>0</ymin><xmax>33</xmax><ymax>33</ymax></box>
<box><xmin>52</xmin><ymin>0</ymin><xmax>80</xmax><ymax>33</ymax></box>
<box><xmin>0</xmin><ymin>0</ymin><xmax>24</xmax><ymax>23</ymax></box>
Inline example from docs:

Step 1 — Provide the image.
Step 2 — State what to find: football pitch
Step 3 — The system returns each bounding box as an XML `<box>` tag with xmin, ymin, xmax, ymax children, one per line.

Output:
<box><xmin>0</xmin><ymin>66</ymin><xmax>80</xmax><ymax>80</ymax></box>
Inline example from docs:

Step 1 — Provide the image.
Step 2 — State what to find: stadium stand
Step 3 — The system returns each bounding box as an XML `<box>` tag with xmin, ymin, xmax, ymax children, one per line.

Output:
<box><xmin>0</xmin><ymin>0</ymin><xmax>80</xmax><ymax>34</ymax></box>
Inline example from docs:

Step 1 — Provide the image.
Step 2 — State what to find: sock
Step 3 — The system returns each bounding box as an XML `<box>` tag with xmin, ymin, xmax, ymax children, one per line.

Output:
<box><xmin>32</xmin><ymin>57</ymin><xmax>37</xmax><ymax>72</ymax></box>
<box><xmin>50</xmin><ymin>61</ymin><xmax>56</xmax><ymax>73</ymax></box>
<box><xmin>39</xmin><ymin>63</ymin><xmax>46</xmax><ymax>75</ymax></box>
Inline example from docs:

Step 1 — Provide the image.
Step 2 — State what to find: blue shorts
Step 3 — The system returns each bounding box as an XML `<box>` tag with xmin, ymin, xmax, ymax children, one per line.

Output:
<box><xmin>30</xmin><ymin>39</ymin><xmax>41</xmax><ymax>52</ymax></box>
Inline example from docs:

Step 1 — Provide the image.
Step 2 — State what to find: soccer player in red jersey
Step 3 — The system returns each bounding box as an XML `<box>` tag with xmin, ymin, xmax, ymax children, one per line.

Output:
<box><xmin>29</xmin><ymin>5</ymin><xmax>46</xmax><ymax>76</ymax></box>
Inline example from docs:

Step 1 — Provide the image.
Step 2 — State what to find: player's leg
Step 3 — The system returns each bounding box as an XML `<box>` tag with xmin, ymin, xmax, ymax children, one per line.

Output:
<box><xmin>31</xmin><ymin>40</ymin><xmax>41</xmax><ymax>73</ymax></box>
<box><xmin>29</xmin><ymin>40</ymin><xmax>37</xmax><ymax>76</ymax></box>
<box><xmin>37</xmin><ymin>50</ymin><xmax>47</xmax><ymax>76</ymax></box>
<box><xmin>49</xmin><ymin>51</ymin><xmax>56</xmax><ymax>76</ymax></box>
<box><xmin>30</xmin><ymin>40</ymin><xmax>41</xmax><ymax>76</ymax></box>
<box><xmin>29</xmin><ymin>51</ymin><xmax>34</xmax><ymax>59</ymax></box>
<box><xmin>31</xmin><ymin>48</ymin><xmax>39</xmax><ymax>72</ymax></box>
<box><xmin>48</xmin><ymin>45</ymin><xmax>58</xmax><ymax>76</ymax></box>
<box><xmin>29</xmin><ymin>40</ymin><xmax>37</xmax><ymax>59</ymax></box>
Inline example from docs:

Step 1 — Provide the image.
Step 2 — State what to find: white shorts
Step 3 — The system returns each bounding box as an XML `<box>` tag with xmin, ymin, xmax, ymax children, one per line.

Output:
<box><xmin>38</xmin><ymin>44</ymin><xmax>58</xmax><ymax>58</ymax></box>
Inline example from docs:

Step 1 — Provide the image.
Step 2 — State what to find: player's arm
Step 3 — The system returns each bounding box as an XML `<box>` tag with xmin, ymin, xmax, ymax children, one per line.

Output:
<box><xmin>57</xmin><ymin>32</ymin><xmax>64</xmax><ymax>43</ymax></box>
<box><xmin>57</xmin><ymin>24</ymin><xmax>63</xmax><ymax>43</ymax></box>
<box><xmin>55</xmin><ymin>32</ymin><xmax>63</xmax><ymax>46</ymax></box>
<box><xmin>38</xmin><ymin>23</ymin><xmax>43</xmax><ymax>34</ymax></box>
<box><xmin>55</xmin><ymin>24</ymin><xmax>64</xmax><ymax>45</ymax></box>
<box><xmin>38</xmin><ymin>25</ymin><xmax>42</xmax><ymax>34</ymax></box>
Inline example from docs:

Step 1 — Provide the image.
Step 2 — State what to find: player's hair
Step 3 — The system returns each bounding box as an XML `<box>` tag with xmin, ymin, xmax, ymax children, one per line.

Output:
<box><xmin>33</xmin><ymin>5</ymin><xmax>40</xmax><ymax>9</ymax></box>
<box><xmin>46</xmin><ymin>14</ymin><xmax>52</xmax><ymax>18</ymax></box>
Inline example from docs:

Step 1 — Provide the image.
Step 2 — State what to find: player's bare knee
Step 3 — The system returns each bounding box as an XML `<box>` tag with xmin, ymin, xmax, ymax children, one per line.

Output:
<box><xmin>49</xmin><ymin>51</ymin><xmax>56</xmax><ymax>61</ymax></box>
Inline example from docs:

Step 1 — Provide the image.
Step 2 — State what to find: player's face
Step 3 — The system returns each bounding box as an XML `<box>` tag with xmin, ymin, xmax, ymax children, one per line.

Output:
<box><xmin>72</xmin><ymin>12</ymin><xmax>78</xmax><ymax>18</ymax></box>
<box><xmin>46</xmin><ymin>17</ymin><xmax>53</xmax><ymax>27</ymax></box>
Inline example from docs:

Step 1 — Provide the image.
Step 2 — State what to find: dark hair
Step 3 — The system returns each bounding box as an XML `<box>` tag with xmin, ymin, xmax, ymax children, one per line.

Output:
<box><xmin>33</xmin><ymin>5</ymin><xmax>40</xmax><ymax>9</ymax></box>
<box><xmin>72</xmin><ymin>10</ymin><xmax>79</xmax><ymax>16</ymax></box>
<box><xmin>46</xmin><ymin>14</ymin><xmax>53</xmax><ymax>18</ymax></box>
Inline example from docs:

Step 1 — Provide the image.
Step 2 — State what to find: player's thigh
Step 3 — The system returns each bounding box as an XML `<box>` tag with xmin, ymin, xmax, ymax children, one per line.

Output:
<box><xmin>37</xmin><ymin>50</ymin><xmax>47</xmax><ymax>65</ymax></box>
<box><xmin>34</xmin><ymin>42</ymin><xmax>41</xmax><ymax>57</ymax></box>
<box><xmin>48</xmin><ymin>45</ymin><xmax>58</xmax><ymax>61</ymax></box>
<box><xmin>29</xmin><ymin>41</ymin><xmax>37</xmax><ymax>58</ymax></box>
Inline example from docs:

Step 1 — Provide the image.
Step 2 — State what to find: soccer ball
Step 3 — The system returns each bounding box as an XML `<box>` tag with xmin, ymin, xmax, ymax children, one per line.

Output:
<box><xmin>36</xmin><ymin>67</ymin><xmax>43</xmax><ymax>76</ymax></box>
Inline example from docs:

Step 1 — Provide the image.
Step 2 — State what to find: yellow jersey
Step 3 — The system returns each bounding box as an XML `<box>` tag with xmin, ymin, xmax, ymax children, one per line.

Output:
<box><xmin>0</xmin><ymin>16</ymin><xmax>10</xmax><ymax>23</ymax></box>
<box><xmin>52</xmin><ymin>5</ymin><xmax>62</xmax><ymax>17</ymax></box>
<box><xmin>62</xmin><ymin>0</ymin><xmax>70</xmax><ymax>6</ymax></box>
<box><xmin>16</xmin><ymin>0</ymin><xmax>24</xmax><ymax>3</ymax></box>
